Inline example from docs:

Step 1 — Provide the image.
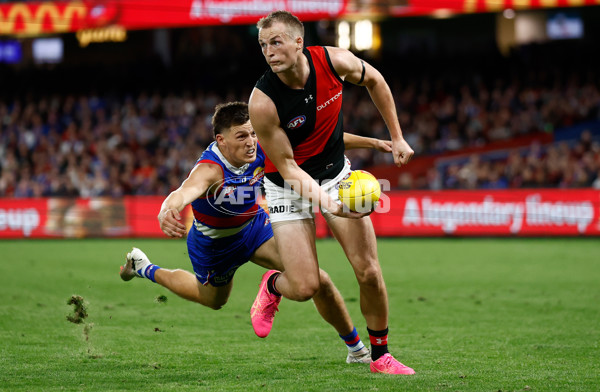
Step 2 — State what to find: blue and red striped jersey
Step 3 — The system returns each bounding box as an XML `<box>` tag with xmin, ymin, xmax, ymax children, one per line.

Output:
<box><xmin>190</xmin><ymin>142</ymin><xmax>265</xmax><ymax>238</ymax></box>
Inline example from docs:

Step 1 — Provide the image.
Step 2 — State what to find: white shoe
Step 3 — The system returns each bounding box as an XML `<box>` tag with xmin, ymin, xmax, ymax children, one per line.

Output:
<box><xmin>119</xmin><ymin>247</ymin><xmax>151</xmax><ymax>281</ymax></box>
<box><xmin>346</xmin><ymin>346</ymin><xmax>372</xmax><ymax>364</ymax></box>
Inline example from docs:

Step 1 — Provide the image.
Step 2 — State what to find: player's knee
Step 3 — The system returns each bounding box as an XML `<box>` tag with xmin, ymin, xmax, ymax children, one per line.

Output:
<box><xmin>295</xmin><ymin>287</ymin><xmax>318</xmax><ymax>301</ymax></box>
<box><xmin>318</xmin><ymin>269</ymin><xmax>332</xmax><ymax>286</ymax></box>
<box><xmin>284</xmin><ymin>270</ymin><xmax>320</xmax><ymax>301</ymax></box>
<box><xmin>316</xmin><ymin>269</ymin><xmax>337</xmax><ymax>296</ymax></box>
<box><xmin>201</xmin><ymin>297</ymin><xmax>228</xmax><ymax>310</ymax></box>
<box><xmin>291</xmin><ymin>281</ymin><xmax>320</xmax><ymax>301</ymax></box>
<box><xmin>355</xmin><ymin>264</ymin><xmax>383</xmax><ymax>288</ymax></box>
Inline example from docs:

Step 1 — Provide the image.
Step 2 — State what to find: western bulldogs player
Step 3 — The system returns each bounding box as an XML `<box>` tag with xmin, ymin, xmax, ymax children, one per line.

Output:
<box><xmin>120</xmin><ymin>101</ymin><xmax>393</xmax><ymax>364</ymax></box>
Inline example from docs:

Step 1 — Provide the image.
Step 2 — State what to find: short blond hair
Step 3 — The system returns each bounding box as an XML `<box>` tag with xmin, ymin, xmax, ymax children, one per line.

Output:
<box><xmin>257</xmin><ymin>10</ymin><xmax>304</xmax><ymax>39</ymax></box>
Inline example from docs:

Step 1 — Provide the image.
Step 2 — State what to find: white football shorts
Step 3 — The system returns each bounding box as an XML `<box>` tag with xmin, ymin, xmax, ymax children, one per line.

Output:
<box><xmin>264</xmin><ymin>157</ymin><xmax>351</xmax><ymax>223</ymax></box>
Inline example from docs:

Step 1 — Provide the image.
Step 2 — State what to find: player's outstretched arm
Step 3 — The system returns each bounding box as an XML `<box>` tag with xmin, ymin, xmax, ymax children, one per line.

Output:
<box><xmin>343</xmin><ymin>133</ymin><xmax>392</xmax><ymax>153</ymax></box>
<box><xmin>327</xmin><ymin>46</ymin><xmax>414</xmax><ymax>167</ymax></box>
<box><xmin>158</xmin><ymin>163</ymin><xmax>221</xmax><ymax>238</ymax></box>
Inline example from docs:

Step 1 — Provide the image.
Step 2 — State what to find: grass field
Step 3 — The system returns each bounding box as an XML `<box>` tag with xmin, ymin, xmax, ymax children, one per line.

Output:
<box><xmin>0</xmin><ymin>238</ymin><xmax>598</xmax><ymax>391</ymax></box>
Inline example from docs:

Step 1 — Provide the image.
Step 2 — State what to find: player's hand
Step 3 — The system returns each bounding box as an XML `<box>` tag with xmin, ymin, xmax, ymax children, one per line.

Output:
<box><xmin>374</xmin><ymin>139</ymin><xmax>393</xmax><ymax>153</ymax></box>
<box><xmin>329</xmin><ymin>202</ymin><xmax>373</xmax><ymax>219</ymax></box>
<box><xmin>392</xmin><ymin>138</ymin><xmax>414</xmax><ymax>167</ymax></box>
<box><xmin>158</xmin><ymin>208</ymin><xmax>187</xmax><ymax>238</ymax></box>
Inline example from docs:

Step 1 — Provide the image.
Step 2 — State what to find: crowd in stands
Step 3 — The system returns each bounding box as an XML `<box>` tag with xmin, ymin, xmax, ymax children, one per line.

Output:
<box><xmin>436</xmin><ymin>130</ymin><xmax>600</xmax><ymax>191</ymax></box>
<box><xmin>2</xmin><ymin>78</ymin><xmax>598</xmax><ymax>198</ymax></box>
<box><xmin>0</xmin><ymin>91</ymin><xmax>224</xmax><ymax>197</ymax></box>
<box><xmin>1</xmin><ymin>26</ymin><xmax>600</xmax><ymax>197</ymax></box>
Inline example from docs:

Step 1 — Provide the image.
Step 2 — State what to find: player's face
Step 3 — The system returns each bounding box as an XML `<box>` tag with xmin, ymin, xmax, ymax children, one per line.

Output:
<box><xmin>218</xmin><ymin>121</ymin><xmax>258</xmax><ymax>167</ymax></box>
<box><xmin>258</xmin><ymin>22</ymin><xmax>301</xmax><ymax>74</ymax></box>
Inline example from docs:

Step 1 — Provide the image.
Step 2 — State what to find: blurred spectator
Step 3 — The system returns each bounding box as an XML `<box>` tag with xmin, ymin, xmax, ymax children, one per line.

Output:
<box><xmin>397</xmin><ymin>172</ymin><xmax>413</xmax><ymax>190</ymax></box>
<box><xmin>436</xmin><ymin>130</ymin><xmax>599</xmax><ymax>190</ymax></box>
<box><xmin>1</xmin><ymin>53</ymin><xmax>599</xmax><ymax>197</ymax></box>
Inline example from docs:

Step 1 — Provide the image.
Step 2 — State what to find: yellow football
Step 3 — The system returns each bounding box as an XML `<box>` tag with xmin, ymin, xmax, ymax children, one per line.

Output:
<box><xmin>338</xmin><ymin>170</ymin><xmax>381</xmax><ymax>213</ymax></box>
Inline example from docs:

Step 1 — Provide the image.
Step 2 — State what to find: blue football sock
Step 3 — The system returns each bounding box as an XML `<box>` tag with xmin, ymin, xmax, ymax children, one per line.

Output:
<box><xmin>340</xmin><ymin>326</ymin><xmax>366</xmax><ymax>352</ymax></box>
<box><xmin>144</xmin><ymin>265</ymin><xmax>161</xmax><ymax>283</ymax></box>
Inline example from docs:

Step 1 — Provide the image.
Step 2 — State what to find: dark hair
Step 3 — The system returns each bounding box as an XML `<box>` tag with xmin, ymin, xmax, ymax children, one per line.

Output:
<box><xmin>257</xmin><ymin>10</ymin><xmax>304</xmax><ymax>39</ymax></box>
<box><xmin>212</xmin><ymin>101</ymin><xmax>249</xmax><ymax>138</ymax></box>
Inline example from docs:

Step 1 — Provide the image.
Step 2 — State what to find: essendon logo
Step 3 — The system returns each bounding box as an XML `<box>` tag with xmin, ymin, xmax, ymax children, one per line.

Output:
<box><xmin>0</xmin><ymin>1</ymin><xmax>118</xmax><ymax>36</ymax></box>
<box><xmin>287</xmin><ymin>115</ymin><xmax>306</xmax><ymax>130</ymax></box>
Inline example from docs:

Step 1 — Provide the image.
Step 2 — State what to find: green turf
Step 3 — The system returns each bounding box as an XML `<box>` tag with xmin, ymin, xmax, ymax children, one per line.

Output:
<box><xmin>0</xmin><ymin>238</ymin><xmax>598</xmax><ymax>391</ymax></box>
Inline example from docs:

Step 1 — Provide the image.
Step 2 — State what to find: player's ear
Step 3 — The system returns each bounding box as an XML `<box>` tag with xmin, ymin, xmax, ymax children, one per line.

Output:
<box><xmin>296</xmin><ymin>36</ymin><xmax>303</xmax><ymax>50</ymax></box>
<box><xmin>215</xmin><ymin>133</ymin><xmax>225</xmax><ymax>145</ymax></box>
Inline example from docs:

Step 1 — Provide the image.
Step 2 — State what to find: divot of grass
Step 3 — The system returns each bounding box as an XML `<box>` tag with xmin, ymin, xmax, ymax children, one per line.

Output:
<box><xmin>66</xmin><ymin>295</ymin><xmax>88</xmax><ymax>324</ymax></box>
<box><xmin>155</xmin><ymin>295</ymin><xmax>168</xmax><ymax>303</ymax></box>
<box><xmin>66</xmin><ymin>295</ymin><xmax>99</xmax><ymax>357</ymax></box>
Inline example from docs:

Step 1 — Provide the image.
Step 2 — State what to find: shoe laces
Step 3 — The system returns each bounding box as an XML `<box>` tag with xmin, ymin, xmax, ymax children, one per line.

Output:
<box><xmin>378</xmin><ymin>354</ymin><xmax>401</xmax><ymax>368</ymax></box>
<box><xmin>255</xmin><ymin>293</ymin><xmax>280</xmax><ymax>321</ymax></box>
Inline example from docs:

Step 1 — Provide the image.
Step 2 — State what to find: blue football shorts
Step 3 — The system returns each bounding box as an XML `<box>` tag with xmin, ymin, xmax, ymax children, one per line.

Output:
<box><xmin>186</xmin><ymin>208</ymin><xmax>273</xmax><ymax>287</ymax></box>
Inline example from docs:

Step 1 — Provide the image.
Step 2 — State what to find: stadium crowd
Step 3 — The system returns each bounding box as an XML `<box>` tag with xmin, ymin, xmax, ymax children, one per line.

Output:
<box><xmin>435</xmin><ymin>129</ymin><xmax>600</xmax><ymax>191</ymax></box>
<box><xmin>1</xmin><ymin>74</ymin><xmax>599</xmax><ymax>198</ymax></box>
<box><xmin>2</xmin><ymin>19</ymin><xmax>600</xmax><ymax>198</ymax></box>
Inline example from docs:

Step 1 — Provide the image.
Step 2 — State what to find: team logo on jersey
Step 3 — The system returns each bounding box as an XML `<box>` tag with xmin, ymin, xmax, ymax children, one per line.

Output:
<box><xmin>249</xmin><ymin>167</ymin><xmax>264</xmax><ymax>185</ymax></box>
<box><xmin>287</xmin><ymin>115</ymin><xmax>306</xmax><ymax>130</ymax></box>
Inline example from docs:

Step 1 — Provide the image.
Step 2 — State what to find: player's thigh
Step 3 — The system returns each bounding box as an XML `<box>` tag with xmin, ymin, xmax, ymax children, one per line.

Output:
<box><xmin>250</xmin><ymin>237</ymin><xmax>283</xmax><ymax>271</ymax></box>
<box><xmin>195</xmin><ymin>279</ymin><xmax>234</xmax><ymax>308</ymax></box>
<box><xmin>251</xmin><ymin>235</ymin><xmax>335</xmax><ymax>289</ymax></box>
<box><xmin>326</xmin><ymin>214</ymin><xmax>379</xmax><ymax>272</ymax></box>
<box><xmin>251</xmin><ymin>232</ymin><xmax>327</xmax><ymax>280</ymax></box>
<box><xmin>272</xmin><ymin>219</ymin><xmax>320</xmax><ymax>281</ymax></box>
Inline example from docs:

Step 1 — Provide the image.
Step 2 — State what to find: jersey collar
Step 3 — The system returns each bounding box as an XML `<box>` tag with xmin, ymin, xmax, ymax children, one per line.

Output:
<box><xmin>210</xmin><ymin>142</ymin><xmax>250</xmax><ymax>175</ymax></box>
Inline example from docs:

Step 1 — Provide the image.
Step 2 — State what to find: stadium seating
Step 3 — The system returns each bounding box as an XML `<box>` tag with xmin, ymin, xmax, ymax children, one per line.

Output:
<box><xmin>1</xmin><ymin>78</ymin><xmax>598</xmax><ymax>197</ymax></box>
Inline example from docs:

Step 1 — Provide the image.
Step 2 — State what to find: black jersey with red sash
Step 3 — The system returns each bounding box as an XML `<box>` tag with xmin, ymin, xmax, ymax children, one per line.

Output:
<box><xmin>255</xmin><ymin>46</ymin><xmax>345</xmax><ymax>187</ymax></box>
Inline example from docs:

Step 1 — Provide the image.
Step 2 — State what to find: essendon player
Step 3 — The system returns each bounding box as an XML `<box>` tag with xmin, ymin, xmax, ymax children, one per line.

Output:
<box><xmin>248</xmin><ymin>11</ymin><xmax>415</xmax><ymax>375</ymax></box>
